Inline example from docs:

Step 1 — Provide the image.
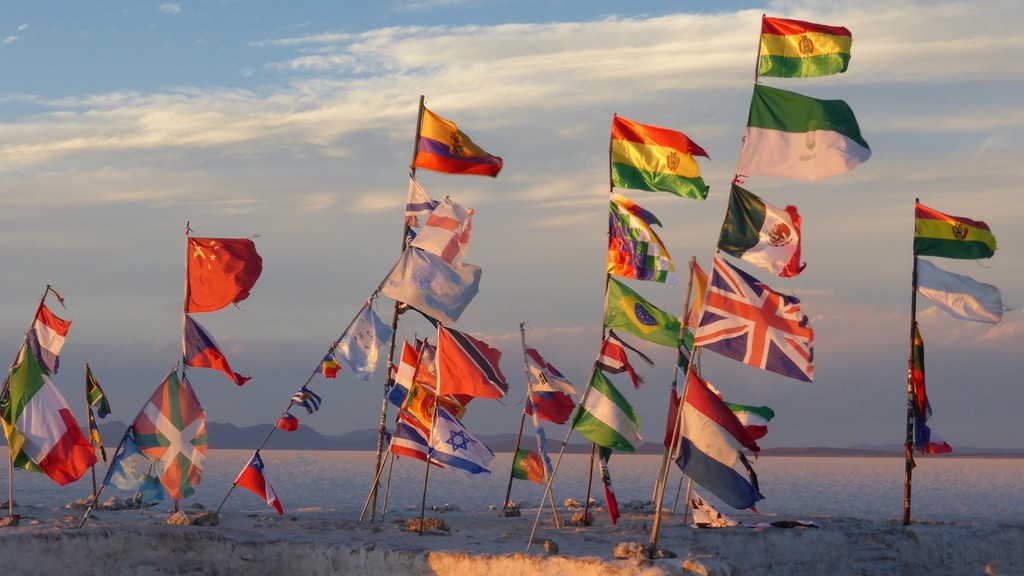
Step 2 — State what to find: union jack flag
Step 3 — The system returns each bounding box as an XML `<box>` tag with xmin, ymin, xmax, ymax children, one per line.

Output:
<box><xmin>693</xmin><ymin>252</ymin><xmax>813</xmax><ymax>382</ymax></box>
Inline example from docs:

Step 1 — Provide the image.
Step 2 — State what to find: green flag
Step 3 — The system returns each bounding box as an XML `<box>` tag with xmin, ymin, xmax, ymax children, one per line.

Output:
<box><xmin>604</xmin><ymin>277</ymin><xmax>681</xmax><ymax>347</ymax></box>
<box><xmin>571</xmin><ymin>370</ymin><xmax>643</xmax><ymax>453</ymax></box>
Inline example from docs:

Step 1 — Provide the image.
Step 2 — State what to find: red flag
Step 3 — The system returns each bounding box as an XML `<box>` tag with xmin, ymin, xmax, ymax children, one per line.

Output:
<box><xmin>596</xmin><ymin>331</ymin><xmax>652</xmax><ymax>389</ymax></box>
<box><xmin>235</xmin><ymin>451</ymin><xmax>283</xmax><ymax>515</ymax></box>
<box><xmin>436</xmin><ymin>326</ymin><xmax>508</xmax><ymax>399</ymax></box>
<box><xmin>525</xmin><ymin>391</ymin><xmax>576</xmax><ymax>425</ymax></box>
<box><xmin>598</xmin><ymin>448</ymin><xmax>619</xmax><ymax>525</ymax></box>
<box><xmin>276</xmin><ymin>413</ymin><xmax>299</xmax><ymax>432</ymax></box>
<box><xmin>663</xmin><ymin>387</ymin><xmax>680</xmax><ymax>448</ymax></box>
<box><xmin>185</xmin><ymin>237</ymin><xmax>263</xmax><ymax>313</ymax></box>
<box><xmin>183</xmin><ymin>315</ymin><xmax>251</xmax><ymax>386</ymax></box>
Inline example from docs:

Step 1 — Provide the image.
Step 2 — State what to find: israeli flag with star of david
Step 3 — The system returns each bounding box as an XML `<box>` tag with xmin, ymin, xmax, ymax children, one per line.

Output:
<box><xmin>428</xmin><ymin>409</ymin><xmax>495</xmax><ymax>474</ymax></box>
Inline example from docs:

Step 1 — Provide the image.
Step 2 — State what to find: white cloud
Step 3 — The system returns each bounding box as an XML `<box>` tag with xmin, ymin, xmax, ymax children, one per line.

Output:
<box><xmin>1</xmin><ymin>36</ymin><xmax>18</xmax><ymax>45</ymax></box>
<box><xmin>158</xmin><ymin>3</ymin><xmax>182</xmax><ymax>14</ymax></box>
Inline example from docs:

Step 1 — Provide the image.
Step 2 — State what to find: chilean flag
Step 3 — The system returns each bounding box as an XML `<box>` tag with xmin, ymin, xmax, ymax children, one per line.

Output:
<box><xmin>235</xmin><ymin>451</ymin><xmax>283</xmax><ymax>515</ymax></box>
<box><xmin>183</xmin><ymin>315</ymin><xmax>250</xmax><ymax>386</ymax></box>
<box><xmin>675</xmin><ymin>370</ymin><xmax>763</xmax><ymax>510</ymax></box>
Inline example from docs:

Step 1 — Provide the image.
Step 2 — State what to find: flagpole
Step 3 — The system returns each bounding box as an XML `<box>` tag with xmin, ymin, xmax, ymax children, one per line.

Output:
<box><xmin>582</xmin><ymin>443</ymin><xmax>596</xmax><ymax>522</ymax></box>
<box><xmin>754</xmin><ymin>15</ymin><xmax>765</xmax><ymax>83</ymax></box>
<box><xmin>4</xmin><ymin>284</ymin><xmax>61</xmax><ymax>520</ymax></box>
<box><xmin>359</xmin><ymin>437</ymin><xmax>398</xmax><ymax>523</ymax></box>
<box><xmin>379</xmin><ymin>451</ymin><xmax>396</xmax><ymax>520</ymax></box>
<box><xmin>648</xmin><ymin>256</ymin><xmax>696</xmax><ymax>554</ymax></box>
<box><xmin>86</xmin><ymin>370</ymin><xmax>99</xmax><ymax>510</ymax></box>
<box><xmin>367</xmin><ymin>95</ymin><xmax>427</xmax><ymax>521</ymax></box>
<box><xmin>903</xmin><ymin>199</ymin><xmax>921</xmax><ymax>525</ymax></box>
<box><xmin>78</xmin><ymin>427</ymin><xmax>131</xmax><ymax>528</ymax></box>
<box><xmin>417</xmin><ymin>326</ymin><xmax>443</xmax><ymax>535</ymax></box>
<box><xmin>501</xmin><ymin>323</ymin><xmax>530</xmax><ymax>514</ymax></box>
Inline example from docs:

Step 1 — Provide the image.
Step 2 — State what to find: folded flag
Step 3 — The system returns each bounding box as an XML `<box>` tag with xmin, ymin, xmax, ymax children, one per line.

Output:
<box><xmin>235</xmin><ymin>451</ymin><xmax>284</xmax><ymax>515</ymax></box>
<box><xmin>276</xmin><ymin>413</ymin><xmax>299</xmax><ymax>432</ymax></box>
<box><xmin>1</xmin><ymin>343</ymin><xmax>97</xmax><ymax>486</ymax></box>
<box><xmin>86</xmin><ymin>363</ymin><xmax>111</xmax><ymax>418</ymax></box>
<box><xmin>688</xmin><ymin>489</ymin><xmax>739</xmax><ymax>528</ymax></box>
<box><xmin>321</xmin><ymin>355</ymin><xmax>341</xmax><ymax>379</ymax></box>
<box><xmin>379</xmin><ymin>246</ymin><xmax>481</xmax><ymax>325</ymax></box>
<box><xmin>915</xmin><ymin>417</ymin><xmax>952</xmax><ymax>454</ymax></box>
<box><xmin>436</xmin><ymin>326</ymin><xmax>508</xmax><ymax>399</ymax></box>
<box><xmin>759</xmin><ymin>16</ymin><xmax>852</xmax><ymax>78</ymax></box>
<box><xmin>571</xmin><ymin>370</ymin><xmax>643</xmax><ymax>453</ymax></box>
<box><xmin>914</xmin><ymin>202</ymin><xmax>996</xmax><ymax>260</ymax></box>
<box><xmin>412</xmin><ymin>106</ymin><xmax>503</xmax><ymax>177</ymax></box>
<box><xmin>28</xmin><ymin>302</ymin><xmax>71</xmax><ymax>375</ymax></box>
<box><xmin>411</xmin><ymin>196</ymin><xmax>474</xmax><ymax>266</ymax></box>
<box><xmin>428</xmin><ymin>409</ymin><xmax>495</xmax><ymax>474</ymax></box>
<box><xmin>718</xmin><ymin>183</ymin><xmax>805</xmax><ymax>277</ymax></box>
<box><xmin>525</xmin><ymin>390</ymin><xmax>576</xmax><ymax>426</ymax></box>
<box><xmin>610</xmin><ymin>115</ymin><xmax>709</xmax><ymax>200</ymax></box>
<box><xmin>608</xmin><ymin>193</ymin><xmax>676</xmax><ymax>284</ymax></box>
<box><xmin>525</xmin><ymin>348</ymin><xmax>577</xmax><ymax>396</ymax></box>
<box><xmin>598</xmin><ymin>447</ymin><xmax>620</xmax><ymax>525</ymax></box>
<box><xmin>694</xmin><ymin>252</ymin><xmax>814</xmax><ymax>382</ymax></box>
<box><xmin>132</xmin><ymin>372</ymin><xmax>207</xmax><ymax>500</ymax></box>
<box><xmin>401</xmin><ymin>381</ymin><xmax>467</xmax><ymax>431</ymax></box>
<box><xmin>910</xmin><ymin>322</ymin><xmax>931</xmax><ymax>422</ymax></box>
<box><xmin>916</xmin><ymin>259</ymin><xmax>1003</xmax><ymax>324</ymax></box>
<box><xmin>291</xmin><ymin>385</ymin><xmax>322</xmax><ymax>415</ymax></box>
<box><xmin>736</xmin><ymin>84</ymin><xmax>870</xmax><ymax>181</ymax></box>
<box><xmin>725</xmin><ymin>402</ymin><xmax>776</xmax><ymax>440</ymax></box>
<box><xmin>86</xmin><ymin>407</ymin><xmax>107</xmax><ymax>463</ymax></box>
<box><xmin>604</xmin><ymin>277</ymin><xmax>681</xmax><ymax>348</ymax></box>
<box><xmin>334</xmin><ymin>299</ymin><xmax>394</xmax><ymax>381</ymax></box>
<box><xmin>183</xmin><ymin>315</ymin><xmax>251</xmax><ymax>386</ymax></box>
<box><xmin>105</xmin><ymin>432</ymin><xmax>168</xmax><ymax>504</ymax></box>
<box><xmin>677</xmin><ymin>370</ymin><xmax>762</xmax><ymax>510</ymax></box>
<box><xmin>405</xmin><ymin>173</ymin><xmax>439</xmax><ymax>228</ymax></box>
<box><xmin>511</xmin><ymin>448</ymin><xmax>546</xmax><ymax>485</ymax></box>
<box><xmin>390</xmin><ymin>415</ymin><xmax>443</xmax><ymax>466</ymax></box>
<box><xmin>185</xmin><ymin>237</ymin><xmax>263</xmax><ymax>313</ymax></box>
<box><xmin>596</xmin><ymin>330</ymin><xmax>653</xmax><ymax>389</ymax></box>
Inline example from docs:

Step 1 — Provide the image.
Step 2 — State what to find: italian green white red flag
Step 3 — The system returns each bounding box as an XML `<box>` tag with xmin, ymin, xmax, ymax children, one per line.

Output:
<box><xmin>0</xmin><ymin>344</ymin><xmax>97</xmax><ymax>486</ymax></box>
<box><xmin>571</xmin><ymin>370</ymin><xmax>643</xmax><ymax>453</ymax></box>
<box><xmin>132</xmin><ymin>371</ymin><xmax>208</xmax><ymax>500</ymax></box>
<box><xmin>717</xmin><ymin>184</ymin><xmax>805</xmax><ymax>277</ymax></box>
<box><xmin>736</xmin><ymin>84</ymin><xmax>870</xmax><ymax>181</ymax></box>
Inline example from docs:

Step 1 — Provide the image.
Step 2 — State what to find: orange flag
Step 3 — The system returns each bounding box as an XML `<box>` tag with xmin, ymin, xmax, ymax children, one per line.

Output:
<box><xmin>185</xmin><ymin>237</ymin><xmax>263</xmax><ymax>313</ymax></box>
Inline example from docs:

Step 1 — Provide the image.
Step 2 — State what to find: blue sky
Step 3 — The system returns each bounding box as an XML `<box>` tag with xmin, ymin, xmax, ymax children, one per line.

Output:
<box><xmin>1</xmin><ymin>0</ymin><xmax>1021</xmax><ymax>450</ymax></box>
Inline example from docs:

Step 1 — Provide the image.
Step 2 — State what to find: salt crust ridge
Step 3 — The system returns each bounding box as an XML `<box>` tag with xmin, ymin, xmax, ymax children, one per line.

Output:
<box><xmin>0</xmin><ymin>507</ymin><xmax>1021</xmax><ymax>575</ymax></box>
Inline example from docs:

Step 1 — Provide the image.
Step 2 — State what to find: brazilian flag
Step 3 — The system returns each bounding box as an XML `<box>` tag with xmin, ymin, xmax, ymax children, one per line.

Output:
<box><xmin>603</xmin><ymin>278</ymin><xmax>681</xmax><ymax>348</ymax></box>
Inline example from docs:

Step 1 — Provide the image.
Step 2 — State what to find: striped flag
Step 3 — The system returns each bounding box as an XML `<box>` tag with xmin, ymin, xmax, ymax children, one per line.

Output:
<box><xmin>676</xmin><ymin>370</ymin><xmax>762</xmax><ymax>510</ymax></box>
<box><xmin>608</xmin><ymin>193</ymin><xmax>676</xmax><ymax>284</ymax></box>
<box><xmin>412</xmin><ymin>107</ymin><xmax>503</xmax><ymax>177</ymax></box>
<box><xmin>132</xmin><ymin>372</ymin><xmax>208</xmax><ymax>500</ymax></box>
<box><xmin>571</xmin><ymin>370</ymin><xmax>643</xmax><ymax>453</ymax></box>
<box><xmin>405</xmin><ymin>173</ymin><xmax>439</xmax><ymax>228</ymax></box>
<box><xmin>428</xmin><ymin>409</ymin><xmax>495</xmax><ymax>475</ymax></box>
<box><xmin>610</xmin><ymin>115</ymin><xmax>709</xmax><ymax>199</ymax></box>
<box><xmin>1</xmin><ymin>343</ymin><xmax>97</xmax><ymax>485</ymax></box>
<box><xmin>28</xmin><ymin>303</ymin><xmax>71</xmax><ymax>375</ymax></box>
<box><xmin>725</xmin><ymin>402</ymin><xmax>776</xmax><ymax>440</ymax></box>
<box><xmin>235</xmin><ymin>451</ymin><xmax>284</xmax><ymax>515</ymax></box>
<box><xmin>914</xmin><ymin>202</ymin><xmax>996</xmax><ymax>260</ymax></box>
<box><xmin>290</xmin><ymin>385</ymin><xmax>322</xmax><ymax>415</ymax></box>
<box><xmin>596</xmin><ymin>330</ymin><xmax>653</xmax><ymax>389</ymax></box>
<box><xmin>759</xmin><ymin>16</ymin><xmax>852</xmax><ymax>78</ymax></box>
<box><xmin>436</xmin><ymin>326</ymin><xmax>508</xmax><ymax>399</ymax></box>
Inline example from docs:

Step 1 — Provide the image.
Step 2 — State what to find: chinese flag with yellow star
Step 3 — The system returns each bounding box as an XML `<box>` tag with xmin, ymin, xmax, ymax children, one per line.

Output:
<box><xmin>185</xmin><ymin>237</ymin><xmax>263</xmax><ymax>313</ymax></box>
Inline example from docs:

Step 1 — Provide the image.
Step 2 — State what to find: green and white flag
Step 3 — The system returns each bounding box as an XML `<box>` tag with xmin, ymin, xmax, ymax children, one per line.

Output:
<box><xmin>736</xmin><ymin>84</ymin><xmax>870</xmax><ymax>181</ymax></box>
<box><xmin>717</xmin><ymin>183</ymin><xmax>805</xmax><ymax>277</ymax></box>
<box><xmin>571</xmin><ymin>370</ymin><xmax>643</xmax><ymax>453</ymax></box>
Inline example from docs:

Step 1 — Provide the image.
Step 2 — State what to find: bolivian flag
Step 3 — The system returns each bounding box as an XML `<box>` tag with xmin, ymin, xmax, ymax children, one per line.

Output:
<box><xmin>914</xmin><ymin>202</ymin><xmax>996</xmax><ymax>260</ymax></box>
<box><xmin>610</xmin><ymin>115</ymin><xmax>709</xmax><ymax>200</ymax></box>
<box><xmin>759</xmin><ymin>16</ymin><xmax>852</xmax><ymax>78</ymax></box>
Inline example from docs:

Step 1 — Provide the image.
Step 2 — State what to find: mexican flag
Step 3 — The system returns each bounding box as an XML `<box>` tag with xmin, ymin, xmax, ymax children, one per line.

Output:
<box><xmin>736</xmin><ymin>84</ymin><xmax>870</xmax><ymax>181</ymax></box>
<box><xmin>717</xmin><ymin>183</ymin><xmax>805</xmax><ymax>277</ymax></box>
<box><xmin>1</xmin><ymin>344</ymin><xmax>96</xmax><ymax>486</ymax></box>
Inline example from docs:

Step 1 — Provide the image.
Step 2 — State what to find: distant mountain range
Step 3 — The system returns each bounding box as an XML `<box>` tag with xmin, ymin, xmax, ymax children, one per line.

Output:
<box><xmin>92</xmin><ymin>421</ymin><xmax>1024</xmax><ymax>457</ymax></box>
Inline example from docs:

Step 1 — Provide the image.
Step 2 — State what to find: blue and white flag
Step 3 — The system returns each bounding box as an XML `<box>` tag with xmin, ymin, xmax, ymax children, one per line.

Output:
<box><xmin>335</xmin><ymin>298</ymin><xmax>395</xmax><ymax>381</ymax></box>
<box><xmin>290</xmin><ymin>385</ymin><xmax>322</xmax><ymax>415</ymax></box>
<box><xmin>428</xmin><ymin>410</ymin><xmax>495</xmax><ymax>475</ymax></box>
<box><xmin>405</xmin><ymin>173</ymin><xmax>439</xmax><ymax>228</ymax></box>
<box><xmin>105</xmin><ymin>432</ymin><xmax>168</xmax><ymax>504</ymax></box>
<box><xmin>379</xmin><ymin>247</ymin><xmax>481</xmax><ymax>325</ymax></box>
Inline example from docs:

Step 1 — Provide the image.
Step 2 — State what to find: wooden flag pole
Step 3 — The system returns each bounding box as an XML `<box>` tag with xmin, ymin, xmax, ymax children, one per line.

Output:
<box><xmin>903</xmin><ymin>199</ymin><xmax>922</xmax><ymax>525</ymax></box>
<box><xmin>368</xmin><ymin>95</ymin><xmax>427</xmax><ymax>521</ymax></box>
<box><xmin>379</xmin><ymin>451</ymin><xmax>397</xmax><ymax>520</ymax></box>
<box><xmin>78</xmin><ymin>428</ymin><xmax>130</xmax><ymax>528</ymax></box>
<box><xmin>648</xmin><ymin>257</ymin><xmax>697</xmax><ymax>554</ymax></box>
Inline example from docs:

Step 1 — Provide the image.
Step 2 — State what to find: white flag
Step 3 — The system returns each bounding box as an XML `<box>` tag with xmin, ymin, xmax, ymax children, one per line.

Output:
<box><xmin>917</xmin><ymin>259</ymin><xmax>1002</xmax><ymax>324</ymax></box>
<box><xmin>410</xmin><ymin>197</ymin><xmax>474</xmax><ymax>265</ymax></box>
<box><xmin>379</xmin><ymin>247</ymin><xmax>481</xmax><ymax>324</ymax></box>
<box><xmin>335</xmin><ymin>299</ymin><xmax>395</xmax><ymax>380</ymax></box>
